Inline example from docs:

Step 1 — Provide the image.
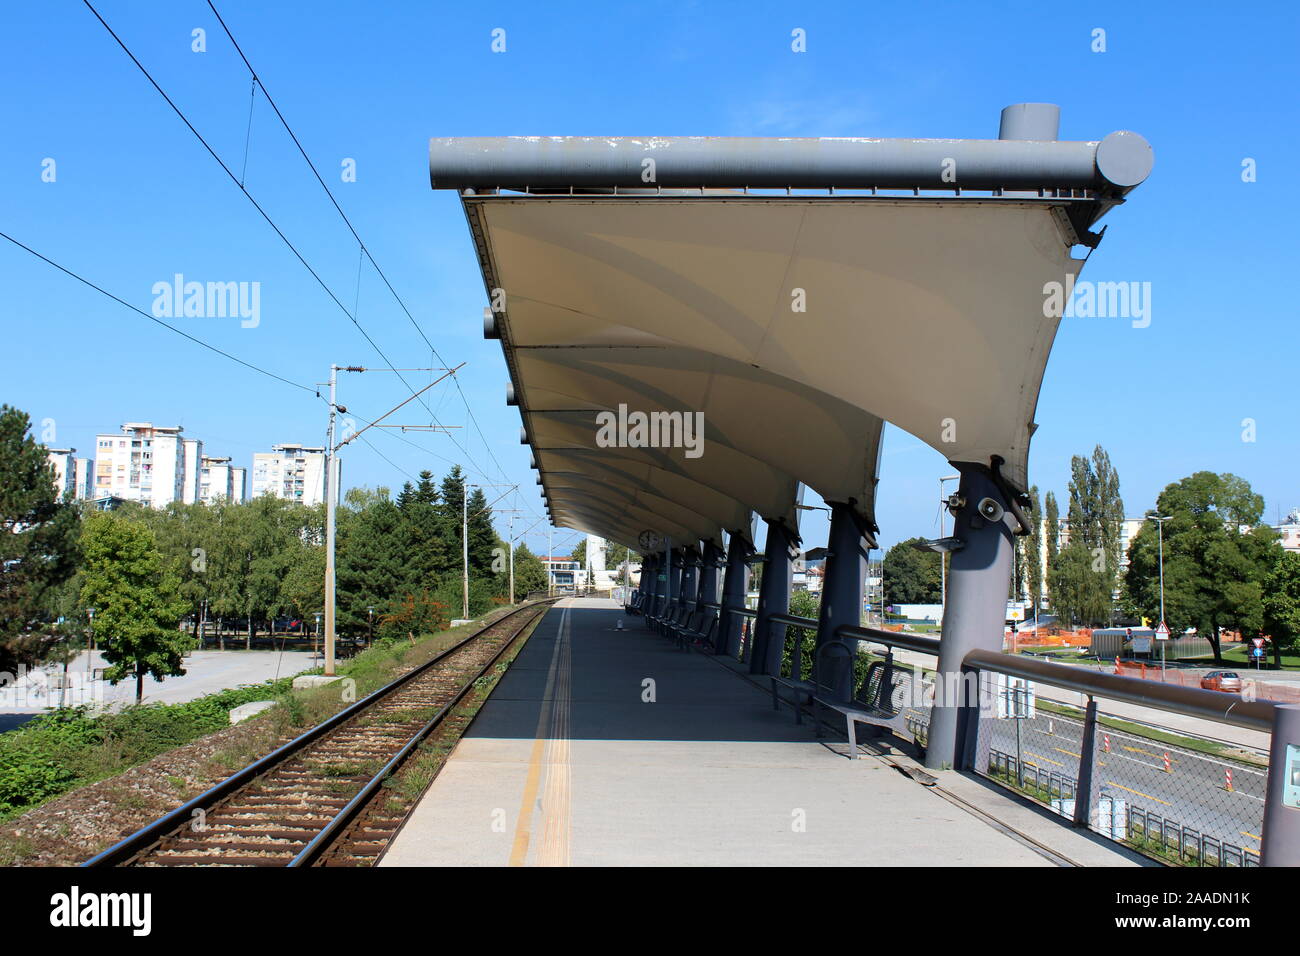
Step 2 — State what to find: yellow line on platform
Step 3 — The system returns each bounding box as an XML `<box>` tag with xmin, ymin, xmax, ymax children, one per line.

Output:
<box><xmin>509</xmin><ymin>603</ymin><xmax>573</xmax><ymax>866</ymax></box>
<box><xmin>508</xmin><ymin>605</ymin><xmax>568</xmax><ymax>866</ymax></box>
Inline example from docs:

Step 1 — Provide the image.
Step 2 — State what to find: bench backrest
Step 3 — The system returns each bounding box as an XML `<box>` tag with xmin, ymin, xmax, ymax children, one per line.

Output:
<box><xmin>812</xmin><ymin>640</ymin><xmax>856</xmax><ymax>705</ymax></box>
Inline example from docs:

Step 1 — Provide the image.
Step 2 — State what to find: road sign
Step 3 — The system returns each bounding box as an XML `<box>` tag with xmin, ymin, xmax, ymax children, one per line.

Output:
<box><xmin>1154</xmin><ymin>621</ymin><xmax>1170</xmax><ymax>641</ymax></box>
<box><xmin>1252</xmin><ymin>637</ymin><xmax>1266</xmax><ymax>649</ymax></box>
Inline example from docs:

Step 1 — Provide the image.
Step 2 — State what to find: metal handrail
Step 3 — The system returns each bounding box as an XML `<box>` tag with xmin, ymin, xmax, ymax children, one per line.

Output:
<box><xmin>769</xmin><ymin>612</ymin><xmax>818</xmax><ymax>630</ymax></box>
<box><xmin>837</xmin><ymin>624</ymin><xmax>942</xmax><ymax>658</ymax></box>
<box><xmin>962</xmin><ymin>648</ymin><xmax>1275</xmax><ymax>733</ymax></box>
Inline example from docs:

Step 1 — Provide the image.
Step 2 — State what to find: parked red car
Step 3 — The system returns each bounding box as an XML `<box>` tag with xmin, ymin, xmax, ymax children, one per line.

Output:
<box><xmin>1200</xmin><ymin>671</ymin><xmax>1243</xmax><ymax>693</ymax></box>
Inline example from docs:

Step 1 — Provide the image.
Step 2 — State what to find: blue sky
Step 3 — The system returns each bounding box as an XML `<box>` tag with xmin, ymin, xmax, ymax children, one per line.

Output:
<box><xmin>3</xmin><ymin>0</ymin><xmax>1298</xmax><ymax>555</ymax></box>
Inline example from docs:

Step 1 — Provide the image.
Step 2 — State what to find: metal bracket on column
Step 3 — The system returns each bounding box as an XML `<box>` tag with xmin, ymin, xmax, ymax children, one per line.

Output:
<box><xmin>913</xmin><ymin>537</ymin><xmax>966</xmax><ymax>554</ymax></box>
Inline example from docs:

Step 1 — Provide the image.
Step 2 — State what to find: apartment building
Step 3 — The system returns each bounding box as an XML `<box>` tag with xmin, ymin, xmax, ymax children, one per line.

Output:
<box><xmin>198</xmin><ymin>455</ymin><xmax>248</xmax><ymax>505</ymax></box>
<box><xmin>93</xmin><ymin>423</ymin><xmax>189</xmax><ymax>508</ymax></box>
<box><xmin>46</xmin><ymin>448</ymin><xmax>92</xmax><ymax>500</ymax></box>
<box><xmin>251</xmin><ymin>443</ymin><xmax>327</xmax><ymax>506</ymax></box>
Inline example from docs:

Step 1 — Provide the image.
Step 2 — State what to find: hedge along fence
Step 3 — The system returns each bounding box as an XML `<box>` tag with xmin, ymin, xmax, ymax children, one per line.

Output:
<box><xmin>0</xmin><ymin>679</ymin><xmax>295</xmax><ymax>820</ymax></box>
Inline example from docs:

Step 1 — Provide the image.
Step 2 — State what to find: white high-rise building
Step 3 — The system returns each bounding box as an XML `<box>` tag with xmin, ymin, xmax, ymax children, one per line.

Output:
<box><xmin>231</xmin><ymin>466</ymin><xmax>248</xmax><ymax>503</ymax></box>
<box><xmin>181</xmin><ymin>439</ymin><xmax>204</xmax><ymax>504</ymax></box>
<box><xmin>251</xmin><ymin>443</ymin><xmax>327</xmax><ymax>506</ymax></box>
<box><xmin>199</xmin><ymin>455</ymin><xmax>235</xmax><ymax>504</ymax></box>
<box><xmin>94</xmin><ymin>423</ymin><xmax>188</xmax><ymax>508</ymax></box>
<box><xmin>46</xmin><ymin>448</ymin><xmax>79</xmax><ymax>499</ymax></box>
<box><xmin>73</xmin><ymin>456</ymin><xmax>93</xmax><ymax>499</ymax></box>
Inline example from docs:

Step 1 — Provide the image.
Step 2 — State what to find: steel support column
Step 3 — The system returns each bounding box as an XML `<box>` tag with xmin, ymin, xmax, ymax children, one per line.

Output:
<box><xmin>680</xmin><ymin>546</ymin><xmax>699</xmax><ymax>616</ymax></box>
<box><xmin>666</xmin><ymin>546</ymin><xmax>681</xmax><ymax>613</ymax></box>
<box><xmin>1262</xmin><ymin>704</ymin><xmax>1300</xmax><ymax>866</ymax></box>
<box><xmin>650</xmin><ymin>553</ymin><xmax>664</xmax><ymax>618</ymax></box>
<box><xmin>698</xmin><ymin>541</ymin><xmax>722</xmax><ymax>615</ymax></box>
<box><xmin>924</xmin><ymin>464</ymin><xmax>1015</xmax><ymax>770</ymax></box>
<box><xmin>815</xmin><ymin>502</ymin><xmax>871</xmax><ymax>699</ymax></box>
<box><xmin>751</xmin><ymin>520</ymin><xmax>796</xmax><ymax>676</ymax></box>
<box><xmin>720</xmin><ymin>530</ymin><xmax>751</xmax><ymax>658</ymax></box>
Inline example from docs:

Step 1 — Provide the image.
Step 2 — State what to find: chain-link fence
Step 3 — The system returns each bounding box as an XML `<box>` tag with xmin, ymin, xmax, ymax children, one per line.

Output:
<box><xmin>972</xmin><ymin>680</ymin><xmax>1265</xmax><ymax>866</ymax></box>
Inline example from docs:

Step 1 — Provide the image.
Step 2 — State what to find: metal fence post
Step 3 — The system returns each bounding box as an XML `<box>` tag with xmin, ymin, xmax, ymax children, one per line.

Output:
<box><xmin>1073</xmin><ymin>695</ymin><xmax>1099</xmax><ymax>828</ymax></box>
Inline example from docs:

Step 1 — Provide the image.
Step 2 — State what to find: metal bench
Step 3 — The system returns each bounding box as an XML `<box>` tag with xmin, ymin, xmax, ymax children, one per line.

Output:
<box><xmin>670</xmin><ymin>609</ymin><xmax>718</xmax><ymax>651</ymax></box>
<box><xmin>813</xmin><ymin>643</ymin><xmax>918</xmax><ymax>758</ymax></box>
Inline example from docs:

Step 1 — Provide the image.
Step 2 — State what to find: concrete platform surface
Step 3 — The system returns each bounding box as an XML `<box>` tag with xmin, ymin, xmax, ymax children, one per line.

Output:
<box><xmin>381</xmin><ymin>599</ymin><xmax>1147</xmax><ymax>867</ymax></box>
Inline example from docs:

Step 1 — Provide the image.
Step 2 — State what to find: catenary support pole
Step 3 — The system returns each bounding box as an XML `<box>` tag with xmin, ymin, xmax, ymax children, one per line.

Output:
<box><xmin>323</xmin><ymin>365</ymin><xmax>338</xmax><ymax>677</ymax></box>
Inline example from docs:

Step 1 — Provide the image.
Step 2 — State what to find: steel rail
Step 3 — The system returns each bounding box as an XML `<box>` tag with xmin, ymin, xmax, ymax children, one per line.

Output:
<box><xmin>81</xmin><ymin>600</ymin><xmax>553</xmax><ymax>867</ymax></box>
<box><xmin>290</xmin><ymin>606</ymin><xmax>544</xmax><ymax>866</ymax></box>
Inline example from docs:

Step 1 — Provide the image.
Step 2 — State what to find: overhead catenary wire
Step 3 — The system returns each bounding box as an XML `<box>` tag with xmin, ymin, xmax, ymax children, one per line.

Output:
<box><xmin>81</xmin><ymin>0</ymin><xmax>491</xmax><ymax>481</ymax></box>
<box><xmin>203</xmin><ymin>0</ymin><xmax>515</xmax><ymax>490</ymax></box>
<box><xmin>0</xmin><ymin>229</ymin><xmax>315</xmax><ymax>395</ymax></box>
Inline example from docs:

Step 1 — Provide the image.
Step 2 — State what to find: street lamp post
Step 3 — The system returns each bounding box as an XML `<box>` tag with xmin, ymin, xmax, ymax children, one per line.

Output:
<box><xmin>86</xmin><ymin>607</ymin><xmax>96</xmax><ymax>679</ymax></box>
<box><xmin>313</xmin><ymin>612</ymin><xmax>322</xmax><ymax>665</ymax></box>
<box><xmin>1152</xmin><ymin>514</ymin><xmax>1171</xmax><ymax>674</ymax></box>
<box><xmin>367</xmin><ymin>607</ymin><xmax>374</xmax><ymax>646</ymax></box>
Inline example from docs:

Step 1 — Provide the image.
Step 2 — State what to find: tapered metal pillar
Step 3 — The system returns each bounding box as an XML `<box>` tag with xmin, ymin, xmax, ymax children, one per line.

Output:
<box><xmin>679</xmin><ymin>546</ymin><xmax>699</xmax><ymax>615</ymax></box>
<box><xmin>666</xmin><ymin>546</ymin><xmax>680</xmax><ymax>613</ymax></box>
<box><xmin>816</xmin><ymin>502</ymin><xmax>871</xmax><ymax>698</ymax></box>
<box><xmin>720</xmin><ymin>530</ymin><xmax>751</xmax><ymax>657</ymax></box>
<box><xmin>751</xmin><ymin>519</ymin><xmax>796</xmax><ymax>676</ymax></box>
<box><xmin>644</xmin><ymin>554</ymin><xmax>660</xmax><ymax>617</ymax></box>
<box><xmin>698</xmin><ymin>541</ymin><xmax>722</xmax><ymax>615</ymax></box>
<box><xmin>924</xmin><ymin>464</ymin><xmax>1015</xmax><ymax>770</ymax></box>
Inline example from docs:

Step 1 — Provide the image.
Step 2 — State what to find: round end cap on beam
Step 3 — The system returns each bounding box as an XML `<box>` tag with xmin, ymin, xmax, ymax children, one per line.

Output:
<box><xmin>536</xmin><ymin>475</ymin><xmax>543</xmax><ymax>485</ymax></box>
<box><xmin>505</xmin><ymin>382</ymin><xmax>517</xmax><ymax>406</ymax></box>
<box><xmin>1096</xmin><ymin>131</ymin><xmax>1154</xmax><ymax>188</ymax></box>
<box><xmin>483</xmin><ymin>307</ymin><xmax>500</xmax><ymax>340</ymax></box>
<box><xmin>519</xmin><ymin>426</ymin><xmax>529</xmax><ymax>445</ymax></box>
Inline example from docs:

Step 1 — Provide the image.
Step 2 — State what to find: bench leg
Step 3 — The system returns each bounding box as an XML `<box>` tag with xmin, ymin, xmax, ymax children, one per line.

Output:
<box><xmin>847</xmin><ymin>714</ymin><xmax>859</xmax><ymax>759</ymax></box>
<box><xmin>794</xmin><ymin>693</ymin><xmax>802</xmax><ymax>725</ymax></box>
<box><xmin>770</xmin><ymin>680</ymin><xmax>779</xmax><ymax>711</ymax></box>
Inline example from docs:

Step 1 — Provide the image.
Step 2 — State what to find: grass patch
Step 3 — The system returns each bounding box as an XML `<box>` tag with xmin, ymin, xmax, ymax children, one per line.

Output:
<box><xmin>0</xmin><ymin>604</ymin><xmax>527</xmax><ymax>825</ymax></box>
<box><xmin>1219</xmin><ymin>644</ymin><xmax>1300</xmax><ymax>670</ymax></box>
<box><xmin>0</xmin><ymin>679</ymin><xmax>295</xmax><ymax>821</ymax></box>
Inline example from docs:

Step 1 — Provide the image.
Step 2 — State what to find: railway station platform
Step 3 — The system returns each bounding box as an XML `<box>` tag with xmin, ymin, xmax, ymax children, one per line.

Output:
<box><xmin>381</xmin><ymin>599</ymin><xmax>1150</xmax><ymax>867</ymax></box>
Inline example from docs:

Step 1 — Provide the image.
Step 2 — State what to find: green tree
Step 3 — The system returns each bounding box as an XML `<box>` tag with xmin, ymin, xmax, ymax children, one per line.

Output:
<box><xmin>78</xmin><ymin>512</ymin><xmax>190</xmax><ymax>702</ymax></box>
<box><xmin>396</xmin><ymin>471</ymin><xmax>447</xmax><ymax>595</ymax></box>
<box><xmin>1124</xmin><ymin>472</ymin><xmax>1277</xmax><ymax>662</ymax></box>
<box><xmin>1050</xmin><ymin>447</ymin><xmax>1124</xmax><ymax>626</ymax></box>
<box><xmin>512</xmin><ymin>543</ymin><xmax>548</xmax><ymax>596</ymax></box>
<box><xmin>337</xmin><ymin>492</ymin><xmax>408</xmax><ymax>636</ymax></box>
<box><xmin>0</xmin><ymin>406</ymin><xmax>81</xmax><ymax>673</ymax></box>
<box><xmin>882</xmin><ymin>537</ymin><xmax>942</xmax><ymax>605</ymax></box>
<box><xmin>1263</xmin><ymin>551</ymin><xmax>1300</xmax><ymax>667</ymax></box>
<box><xmin>1024</xmin><ymin>485</ymin><xmax>1043</xmax><ymax>613</ymax></box>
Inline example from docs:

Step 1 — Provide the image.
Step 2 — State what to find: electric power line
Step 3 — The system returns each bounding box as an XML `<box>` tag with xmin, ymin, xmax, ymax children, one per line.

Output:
<box><xmin>81</xmin><ymin>0</ymin><xmax>483</xmax><ymax>480</ymax></box>
<box><xmin>203</xmin><ymin>0</ymin><xmax>515</xmax><ymax>489</ymax></box>
<box><xmin>0</xmin><ymin>229</ymin><xmax>315</xmax><ymax>395</ymax></box>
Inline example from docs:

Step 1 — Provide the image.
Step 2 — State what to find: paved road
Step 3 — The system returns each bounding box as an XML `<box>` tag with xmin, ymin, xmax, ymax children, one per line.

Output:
<box><xmin>986</xmin><ymin>708</ymin><xmax>1266</xmax><ymax>858</ymax></box>
<box><xmin>0</xmin><ymin>648</ymin><xmax>315</xmax><ymax>726</ymax></box>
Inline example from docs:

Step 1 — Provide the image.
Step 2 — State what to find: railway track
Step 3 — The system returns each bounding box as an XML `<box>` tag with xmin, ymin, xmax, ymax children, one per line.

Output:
<box><xmin>82</xmin><ymin>600</ymin><xmax>553</xmax><ymax>867</ymax></box>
